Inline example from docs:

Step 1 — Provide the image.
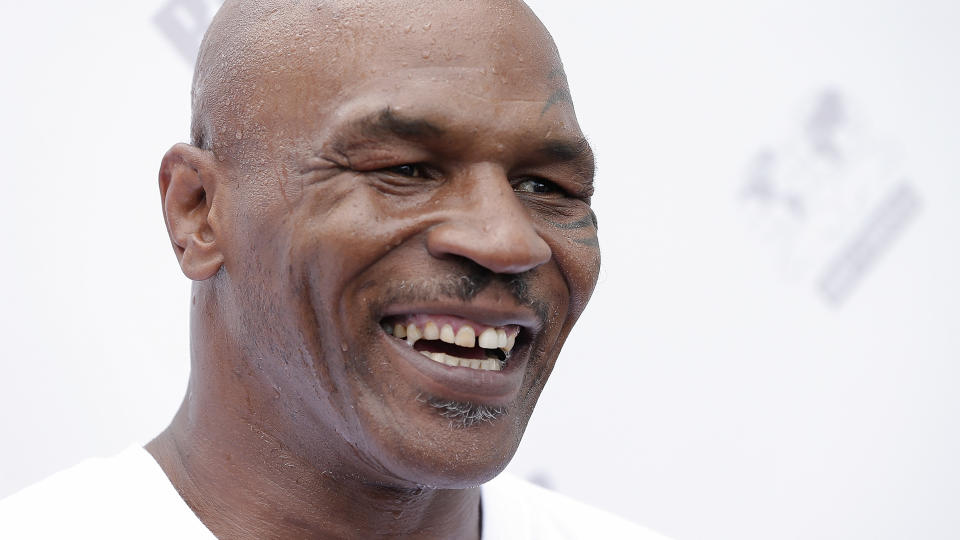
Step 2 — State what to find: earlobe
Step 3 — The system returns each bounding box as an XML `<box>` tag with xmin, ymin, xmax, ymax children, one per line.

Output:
<box><xmin>159</xmin><ymin>143</ymin><xmax>224</xmax><ymax>281</ymax></box>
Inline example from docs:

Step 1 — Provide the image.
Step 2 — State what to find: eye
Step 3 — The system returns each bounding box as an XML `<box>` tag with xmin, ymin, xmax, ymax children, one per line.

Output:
<box><xmin>383</xmin><ymin>164</ymin><xmax>426</xmax><ymax>178</ymax></box>
<box><xmin>514</xmin><ymin>177</ymin><xmax>561</xmax><ymax>195</ymax></box>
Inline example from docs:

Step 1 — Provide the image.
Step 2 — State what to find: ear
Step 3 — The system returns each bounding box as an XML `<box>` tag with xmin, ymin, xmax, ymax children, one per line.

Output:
<box><xmin>158</xmin><ymin>143</ymin><xmax>224</xmax><ymax>281</ymax></box>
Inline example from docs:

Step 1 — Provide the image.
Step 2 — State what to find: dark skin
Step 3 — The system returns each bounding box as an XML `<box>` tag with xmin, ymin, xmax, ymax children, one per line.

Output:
<box><xmin>149</xmin><ymin>1</ymin><xmax>600</xmax><ymax>538</ymax></box>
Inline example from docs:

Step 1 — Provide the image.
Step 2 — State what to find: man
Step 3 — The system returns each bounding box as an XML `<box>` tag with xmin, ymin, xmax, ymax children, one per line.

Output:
<box><xmin>1</xmin><ymin>1</ymin><xmax>667</xmax><ymax>538</ymax></box>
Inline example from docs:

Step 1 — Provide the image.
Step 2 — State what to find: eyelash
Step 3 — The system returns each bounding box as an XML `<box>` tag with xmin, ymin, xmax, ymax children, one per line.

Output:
<box><xmin>378</xmin><ymin>164</ymin><xmax>572</xmax><ymax>198</ymax></box>
<box><xmin>383</xmin><ymin>164</ymin><xmax>428</xmax><ymax>178</ymax></box>
<box><xmin>513</xmin><ymin>177</ymin><xmax>563</xmax><ymax>196</ymax></box>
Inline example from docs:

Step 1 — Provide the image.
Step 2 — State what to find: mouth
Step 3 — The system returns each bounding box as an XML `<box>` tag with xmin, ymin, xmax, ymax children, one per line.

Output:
<box><xmin>376</xmin><ymin>307</ymin><xmax>537</xmax><ymax>406</ymax></box>
<box><xmin>380</xmin><ymin>314</ymin><xmax>520</xmax><ymax>372</ymax></box>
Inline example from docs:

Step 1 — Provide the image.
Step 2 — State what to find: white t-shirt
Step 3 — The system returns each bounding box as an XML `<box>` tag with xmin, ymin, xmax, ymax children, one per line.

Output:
<box><xmin>0</xmin><ymin>447</ymin><xmax>668</xmax><ymax>539</ymax></box>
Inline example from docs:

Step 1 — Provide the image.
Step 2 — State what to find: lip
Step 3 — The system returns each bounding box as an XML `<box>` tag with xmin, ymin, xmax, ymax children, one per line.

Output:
<box><xmin>381</xmin><ymin>325</ymin><xmax>529</xmax><ymax>407</ymax></box>
<box><xmin>380</xmin><ymin>302</ymin><xmax>542</xmax><ymax>332</ymax></box>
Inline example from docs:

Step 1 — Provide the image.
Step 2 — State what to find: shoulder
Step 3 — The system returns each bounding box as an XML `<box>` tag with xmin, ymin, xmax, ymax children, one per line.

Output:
<box><xmin>481</xmin><ymin>473</ymin><xmax>671</xmax><ymax>540</ymax></box>
<box><xmin>0</xmin><ymin>446</ymin><xmax>215</xmax><ymax>539</ymax></box>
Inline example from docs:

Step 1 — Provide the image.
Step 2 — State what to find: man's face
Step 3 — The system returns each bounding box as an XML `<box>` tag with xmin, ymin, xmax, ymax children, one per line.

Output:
<box><xmin>208</xmin><ymin>1</ymin><xmax>599</xmax><ymax>488</ymax></box>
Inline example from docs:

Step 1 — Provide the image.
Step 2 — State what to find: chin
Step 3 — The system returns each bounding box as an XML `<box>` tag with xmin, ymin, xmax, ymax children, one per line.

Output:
<box><xmin>350</xmin><ymin>387</ymin><xmax>539</xmax><ymax>490</ymax></box>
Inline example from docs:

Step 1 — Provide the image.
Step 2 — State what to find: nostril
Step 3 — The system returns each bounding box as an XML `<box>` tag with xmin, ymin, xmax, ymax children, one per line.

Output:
<box><xmin>426</xmin><ymin>220</ymin><xmax>551</xmax><ymax>275</ymax></box>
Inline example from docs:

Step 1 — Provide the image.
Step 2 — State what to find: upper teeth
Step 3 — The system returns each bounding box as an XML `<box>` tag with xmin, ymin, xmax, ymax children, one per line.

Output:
<box><xmin>384</xmin><ymin>319</ymin><xmax>518</xmax><ymax>353</ymax></box>
<box><xmin>478</xmin><ymin>328</ymin><xmax>499</xmax><ymax>349</ymax></box>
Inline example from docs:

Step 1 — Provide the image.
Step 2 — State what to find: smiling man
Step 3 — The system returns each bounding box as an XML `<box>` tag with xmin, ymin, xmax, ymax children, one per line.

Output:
<box><xmin>0</xmin><ymin>1</ymin><xmax>667</xmax><ymax>538</ymax></box>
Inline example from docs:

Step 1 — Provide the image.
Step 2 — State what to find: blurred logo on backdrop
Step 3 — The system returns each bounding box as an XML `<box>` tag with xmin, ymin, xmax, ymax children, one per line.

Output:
<box><xmin>739</xmin><ymin>89</ymin><xmax>921</xmax><ymax>306</ymax></box>
<box><xmin>154</xmin><ymin>0</ymin><xmax>223</xmax><ymax>64</ymax></box>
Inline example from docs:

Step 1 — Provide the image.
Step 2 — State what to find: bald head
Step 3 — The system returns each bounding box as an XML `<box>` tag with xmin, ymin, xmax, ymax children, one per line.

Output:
<box><xmin>154</xmin><ymin>2</ymin><xmax>598</xmax><ymax>533</ymax></box>
<box><xmin>190</xmin><ymin>0</ymin><xmax>566</xmax><ymax>161</ymax></box>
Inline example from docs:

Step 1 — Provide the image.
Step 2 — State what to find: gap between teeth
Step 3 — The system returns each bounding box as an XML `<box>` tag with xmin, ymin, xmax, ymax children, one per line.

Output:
<box><xmin>388</xmin><ymin>322</ymin><xmax>516</xmax><ymax>353</ymax></box>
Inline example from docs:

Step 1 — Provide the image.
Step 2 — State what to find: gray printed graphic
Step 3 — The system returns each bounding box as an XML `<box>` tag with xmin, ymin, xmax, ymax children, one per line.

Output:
<box><xmin>154</xmin><ymin>0</ymin><xmax>221</xmax><ymax>64</ymax></box>
<box><xmin>818</xmin><ymin>183</ymin><xmax>921</xmax><ymax>305</ymax></box>
<box><xmin>739</xmin><ymin>89</ymin><xmax>921</xmax><ymax>306</ymax></box>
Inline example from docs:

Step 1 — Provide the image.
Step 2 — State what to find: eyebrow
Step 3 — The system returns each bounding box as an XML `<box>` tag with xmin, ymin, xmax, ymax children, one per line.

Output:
<box><xmin>540</xmin><ymin>137</ymin><xmax>596</xmax><ymax>182</ymax></box>
<box><xmin>331</xmin><ymin>106</ymin><xmax>596</xmax><ymax>180</ymax></box>
<box><xmin>356</xmin><ymin>107</ymin><xmax>446</xmax><ymax>140</ymax></box>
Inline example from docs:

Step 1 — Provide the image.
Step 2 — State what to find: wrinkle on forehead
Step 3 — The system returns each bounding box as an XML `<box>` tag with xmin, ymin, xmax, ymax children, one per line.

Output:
<box><xmin>190</xmin><ymin>0</ymin><xmax>568</xmax><ymax>167</ymax></box>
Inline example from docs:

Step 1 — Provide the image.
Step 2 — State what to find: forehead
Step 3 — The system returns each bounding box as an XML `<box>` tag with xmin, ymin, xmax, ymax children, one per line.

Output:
<box><xmin>221</xmin><ymin>0</ymin><xmax>576</xmax><ymax>154</ymax></box>
<box><xmin>267</xmin><ymin>0</ymin><xmax>561</xmax><ymax>70</ymax></box>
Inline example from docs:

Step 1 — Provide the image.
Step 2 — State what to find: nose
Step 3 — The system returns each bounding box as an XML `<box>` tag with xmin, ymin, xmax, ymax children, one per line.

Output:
<box><xmin>425</xmin><ymin>166</ymin><xmax>552</xmax><ymax>275</ymax></box>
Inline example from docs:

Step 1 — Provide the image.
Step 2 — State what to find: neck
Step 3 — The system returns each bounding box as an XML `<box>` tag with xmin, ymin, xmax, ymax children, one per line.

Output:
<box><xmin>148</xmin><ymin>416</ymin><xmax>482</xmax><ymax>539</ymax></box>
<box><xmin>146</xmin><ymin>291</ymin><xmax>482</xmax><ymax>539</ymax></box>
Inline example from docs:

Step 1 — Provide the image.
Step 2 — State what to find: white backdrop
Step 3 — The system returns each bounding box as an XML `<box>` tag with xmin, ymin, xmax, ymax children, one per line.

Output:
<box><xmin>1</xmin><ymin>1</ymin><xmax>958</xmax><ymax>539</ymax></box>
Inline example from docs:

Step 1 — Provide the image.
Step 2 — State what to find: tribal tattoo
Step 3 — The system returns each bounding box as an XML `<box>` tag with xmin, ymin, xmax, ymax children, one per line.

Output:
<box><xmin>549</xmin><ymin>209</ymin><xmax>599</xmax><ymax>248</ymax></box>
<box><xmin>541</xmin><ymin>67</ymin><xmax>575</xmax><ymax>117</ymax></box>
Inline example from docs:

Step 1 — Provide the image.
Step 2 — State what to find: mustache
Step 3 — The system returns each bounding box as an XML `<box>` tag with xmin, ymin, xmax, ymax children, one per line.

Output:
<box><xmin>376</xmin><ymin>262</ymin><xmax>547</xmax><ymax>321</ymax></box>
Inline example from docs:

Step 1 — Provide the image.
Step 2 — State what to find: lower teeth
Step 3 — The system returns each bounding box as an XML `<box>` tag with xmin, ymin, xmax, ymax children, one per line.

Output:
<box><xmin>420</xmin><ymin>351</ymin><xmax>502</xmax><ymax>371</ymax></box>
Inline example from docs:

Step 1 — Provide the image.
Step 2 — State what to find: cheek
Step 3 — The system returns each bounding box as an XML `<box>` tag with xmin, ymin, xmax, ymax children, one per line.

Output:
<box><xmin>294</xmin><ymin>181</ymin><xmax>420</xmax><ymax>260</ymax></box>
<box><xmin>548</xmin><ymin>232</ymin><xmax>601</xmax><ymax>315</ymax></box>
<box><xmin>219</xmin><ymin>181</ymin><xmax>381</xmax><ymax>370</ymax></box>
<box><xmin>278</xmin><ymin>182</ymin><xmax>427</xmax><ymax>359</ymax></box>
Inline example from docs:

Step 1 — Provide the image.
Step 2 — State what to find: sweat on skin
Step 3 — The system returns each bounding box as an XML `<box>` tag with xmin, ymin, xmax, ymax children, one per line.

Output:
<box><xmin>149</xmin><ymin>0</ymin><xmax>601</xmax><ymax>538</ymax></box>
